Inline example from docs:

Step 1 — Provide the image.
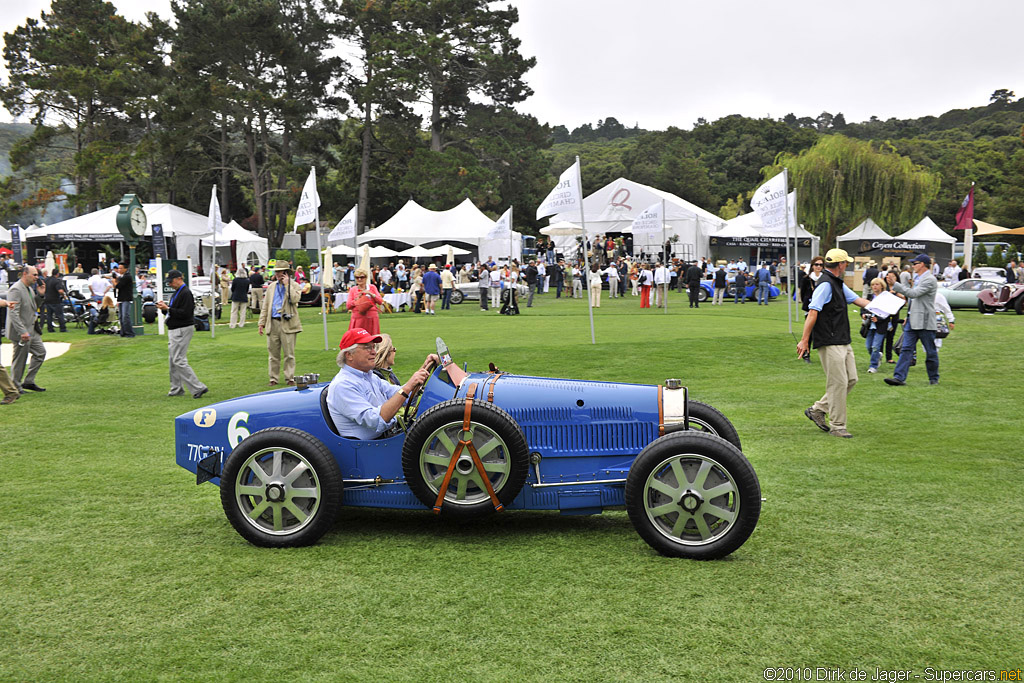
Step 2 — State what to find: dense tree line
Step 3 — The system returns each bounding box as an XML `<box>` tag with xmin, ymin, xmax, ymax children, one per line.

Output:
<box><xmin>0</xmin><ymin>0</ymin><xmax>542</xmax><ymax>245</ymax></box>
<box><xmin>1</xmin><ymin>0</ymin><xmax>1021</xmax><ymax>250</ymax></box>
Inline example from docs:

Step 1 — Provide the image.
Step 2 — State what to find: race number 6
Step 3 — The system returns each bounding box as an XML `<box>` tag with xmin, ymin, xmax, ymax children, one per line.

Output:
<box><xmin>228</xmin><ymin>411</ymin><xmax>250</xmax><ymax>448</ymax></box>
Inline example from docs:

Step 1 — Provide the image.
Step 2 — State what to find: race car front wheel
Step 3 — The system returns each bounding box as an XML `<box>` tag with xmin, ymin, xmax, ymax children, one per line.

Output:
<box><xmin>220</xmin><ymin>428</ymin><xmax>343</xmax><ymax>547</ymax></box>
<box><xmin>626</xmin><ymin>431</ymin><xmax>760</xmax><ymax>560</ymax></box>
<box><xmin>697</xmin><ymin>287</ymin><xmax>709</xmax><ymax>302</ymax></box>
<box><xmin>402</xmin><ymin>399</ymin><xmax>529</xmax><ymax>517</ymax></box>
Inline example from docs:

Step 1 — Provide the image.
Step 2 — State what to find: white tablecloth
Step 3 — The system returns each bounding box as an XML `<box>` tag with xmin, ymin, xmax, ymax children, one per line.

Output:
<box><xmin>333</xmin><ymin>290</ymin><xmax>412</xmax><ymax>311</ymax></box>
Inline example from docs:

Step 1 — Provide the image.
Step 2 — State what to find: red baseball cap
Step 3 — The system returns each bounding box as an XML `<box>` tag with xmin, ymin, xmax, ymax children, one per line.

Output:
<box><xmin>339</xmin><ymin>328</ymin><xmax>383</xmax><ymax>349</ymax></box>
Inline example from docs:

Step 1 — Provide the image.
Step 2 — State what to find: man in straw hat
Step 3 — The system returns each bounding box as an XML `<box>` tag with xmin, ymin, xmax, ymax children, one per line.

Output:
<box><xmin>258</xmin><ymin>262</ymin><xmax>304</xmax><ymax>387</ymax></box>
<box><xmin>796</xmin><ymin>248</ymin><xmax>872</xmax><ymax>439</ymax></box>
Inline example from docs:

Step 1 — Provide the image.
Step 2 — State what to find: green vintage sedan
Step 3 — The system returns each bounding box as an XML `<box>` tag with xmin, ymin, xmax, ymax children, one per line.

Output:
<box><xmin>939</xmin><ymin>279</ymin><xmax>1002</xmax><ymax>308</ymax></box>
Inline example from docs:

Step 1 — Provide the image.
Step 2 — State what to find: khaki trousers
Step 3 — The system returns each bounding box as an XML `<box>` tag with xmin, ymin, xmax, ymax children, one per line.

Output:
<box><xmin>0</xmin><ymin>361</ymin><xmax>18</xmax><ymax>398</ymax></box>
<box><xmin>811</xmin><ymin>344</ymin><xmax>858</xmax><ymax>431</ymax></box>
<box><xmin>168</xmin><ymin>326</ymin><xmax>206</xmax><ymax>395</ymax></box>
<box><xmin>590</xmin><ymin>283</ymin><xmax>602</xmax><ymax>307</ymax></box>
<box><xmin>654</xmin><ymin>283</ymin><xmax>669</xmax><ymax>307</ymax></box>
<box><xmin>713</xmin><ymin>287</ymin><xmax>726</xmax><ymax>305</ymax></box>
<box><xmin>267</xmin><ymin>318</ymin><xmax>297</xmax><ymax>383</ymax></box>
<box><xmin>250</xmin><ymin>288</ymin><xmax>264</xmax><ymax>312</ymax></box>
<box><xmin>230</xmin><ymin>301</ymin><xmax>246</xmax><ymax>328</ymax></box>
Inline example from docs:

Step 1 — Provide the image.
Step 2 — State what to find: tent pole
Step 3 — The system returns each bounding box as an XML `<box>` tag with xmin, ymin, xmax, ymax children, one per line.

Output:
<box><xmin>576</xmin><ymin>156</ymin><xmax>595</xmax><ymax>344</ymax></box>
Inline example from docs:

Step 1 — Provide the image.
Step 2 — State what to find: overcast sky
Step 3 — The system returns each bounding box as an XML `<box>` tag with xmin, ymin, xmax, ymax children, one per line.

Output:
<box><xmin>2</xmin><ymin>0</ymin><xmax>1022</xmax><ymax>130</ymax></box>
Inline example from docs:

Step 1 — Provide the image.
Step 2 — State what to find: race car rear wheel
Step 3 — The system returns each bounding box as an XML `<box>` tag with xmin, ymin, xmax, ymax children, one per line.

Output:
<box><xmin>626</xmin><ymin>431</ymin><xmax>760</xmax><ymax>560</ymax></box>
<box><xmin>403</xmin><ymin>399</ymin><xmax>529</xmax><ymax>518</ymax></box>
<box><xmin>220</xmin><ymin>427</ymin><xmax>343</xmax><ymax>547</ymax></box>
<box><xmin>685</xmin><ymin>401</ymin><xmax>742</xmax><ymax>451</ymax></box>
<box><xmin>450</xmin><ymin>289</ymin><xmax>464</xmax><ymax>305</ymax></box>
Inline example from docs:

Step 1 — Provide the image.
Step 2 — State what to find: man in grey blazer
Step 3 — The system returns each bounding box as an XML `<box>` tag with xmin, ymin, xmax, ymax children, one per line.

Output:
<box><xmin>885</xmin><ymin>254</ymin><xmax>939</xmax><ymax>386</ymax></box>
<box><xmin>5</xmin><ymin>265</ymin><xmax>47</xmax><ymax>392</ymax></box>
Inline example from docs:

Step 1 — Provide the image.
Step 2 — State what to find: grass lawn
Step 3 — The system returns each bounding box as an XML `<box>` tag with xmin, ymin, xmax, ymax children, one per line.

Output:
<box><xmin>1</xmin><ymin>289</ymin><xmax>1021</xmax><ymax>681</ymax></box>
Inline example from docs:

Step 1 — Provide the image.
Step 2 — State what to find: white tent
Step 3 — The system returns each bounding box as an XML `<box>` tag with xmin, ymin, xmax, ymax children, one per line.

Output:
<box><xmin>358</xmin><ymin>198</ymin><xmax>496</xmax><ymax>247</ymax></box>
<box><xmin>24</xmin><ymin>203</ymin><xmax>213</xmax><ymax>241</ymax></box>
<box><xmin>548</xmin><ymin>177</ymin><xmax>726</xmax><ymax>260</ymax></box>
<box><xmin>200</xmin><ymin>220</ymin><xmax>269</xmax><ymax>272</ymax></box>
<box><xmin>396</xmin><ymin>245</ymin><xmax>435</xmax><ymax>259</ymax></box>
<box><xmin>715</xmin><ymin>221</ymin><xmax>762</xmax><ymax>239</ymax></box>
<box><xmin>836</xmin><ymin>217</ymin><xmax>890</xmax><ymax>243</ymax></box>
<box><xmin>895</xmin><ymin>216</ymin><xmax>955</xmax><ymax>244</ymax></box>
<box><xmin>0</xmin><ymin>225</ymin><xmax>8</xmax><ymax>242</ymax></box>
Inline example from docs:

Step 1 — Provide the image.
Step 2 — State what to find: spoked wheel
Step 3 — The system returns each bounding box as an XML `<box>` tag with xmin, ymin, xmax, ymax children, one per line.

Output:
<box><xmin>220</xmin><ymin>428</ymin><xmax>343</xmax><ymax>547</ymax></box>
<box><xmin>685</xmin><ymin>400</ymin><xmax>742</xmax><ymax>451</ymax></box>
<box><xmin>697</xmin><ymin>287</ymin><xmax>709</xmax><ymax>302</ymax></box>
<box><xmin>450</xmin><ymin>289</ymin><xmax>465</xmax><ymax>305</ymax></box>
<box><xmin>626</xmin><ymin>432</ymin><xmax>760</xmax><ymax>560</ymax></box>
<box><xmin>403</xmin><ymin>399</ymin><xmax>528</xmax><ymax>517</ymax></box>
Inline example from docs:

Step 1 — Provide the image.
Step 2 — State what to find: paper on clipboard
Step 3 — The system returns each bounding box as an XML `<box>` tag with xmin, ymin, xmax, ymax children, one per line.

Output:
<box><xmin>865</xmin><ymin>291</ymin><xmax>905</xmax><ymax>318</ymax></box>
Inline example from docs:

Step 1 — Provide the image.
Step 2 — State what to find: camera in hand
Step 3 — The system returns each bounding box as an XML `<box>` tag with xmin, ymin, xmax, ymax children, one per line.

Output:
<box><xmin>282</xmin><ymin>313</ymin><xmax>292</xmax><ymax>321</ymax></box>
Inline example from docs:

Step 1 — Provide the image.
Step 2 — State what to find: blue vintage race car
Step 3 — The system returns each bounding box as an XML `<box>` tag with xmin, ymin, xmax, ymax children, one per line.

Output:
<box><xmin>175</xmin><ymin>339</ymin><xmax>761</xmax><ymax>560</ymax></box>
<box><xmin>699</xmin><ymin>278</ymin><xmax>781</xmax><ymax>301</ymax></box>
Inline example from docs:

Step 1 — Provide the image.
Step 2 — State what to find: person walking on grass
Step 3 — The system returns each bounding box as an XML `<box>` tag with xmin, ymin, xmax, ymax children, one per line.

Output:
<box><xmin>796</xmin><ymin>249</ymin><xmax>871</xmax><ymax>439</ymax></box>
<box><xmin>884</xmin><ymin>254</ymin><xmax>940</xmax><ymax>387</ymax></box>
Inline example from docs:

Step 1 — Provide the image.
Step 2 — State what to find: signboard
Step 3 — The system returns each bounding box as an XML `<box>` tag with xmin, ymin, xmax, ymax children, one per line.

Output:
<box><xmin>11</xmin><ymin>225</ymin><xmax>22</xmax><ymax>264</ymax></box>
<box><xmin>159</xmin><ymin>258</ymin><xmax>191</xmax><ymax>299</ymax></box>
<box><xmin>855</xmin><ymin>239</ymin><xmax>928</xmax><ymax>256</ymax></box>
<box><xmin>152</xmin><ymin>224</ymin><xmax>168</xmax><ymax>258</ymax></box>
<box><xmin>710</xmin><ymin>236</ymin><xmax>813</xmax><ymax>248</ymax></box>
<box><xmin>50</xmin><ymin>233</ymin><xmax>123</xmax><ymax>241</ymax></box>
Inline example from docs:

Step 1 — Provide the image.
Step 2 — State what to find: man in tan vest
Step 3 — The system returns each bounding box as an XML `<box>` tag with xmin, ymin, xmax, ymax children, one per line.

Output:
<box><xmin>258</xmin><ymin>263</ymin><xmax>304</xmax><ymax>386</ymax></box>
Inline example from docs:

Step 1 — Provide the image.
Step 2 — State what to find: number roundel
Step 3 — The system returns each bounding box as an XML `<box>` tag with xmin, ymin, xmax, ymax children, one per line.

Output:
<box><xmin>228</xmin><ymin>412</ymin><xmax>251</xmax><ymax>448</ymax></box>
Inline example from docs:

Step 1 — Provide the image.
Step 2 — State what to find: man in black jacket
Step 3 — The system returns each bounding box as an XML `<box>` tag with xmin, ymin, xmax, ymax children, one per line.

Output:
<box><xmin>524</xmin><ymin>260</ymin><xmax>538</xmax><ymax>307</ymax></box>
<box><xmin>42</xmin><ymin>269</ymin><xmax>67</xmax><ymax>333</ymax></box>
<box><xmin>685</xmin><ymin>260</ymin><xmax>703</xmax><ymax>308</ymax></box>
<box><xmin>114</xmin><ymin>262</ymin><xmax>135</xmax><ymax>337</ymax></box>
<box><xmin>155</xmin><ymin>270</ymin><xmax>208</xmax><ymax>399</ymax></box>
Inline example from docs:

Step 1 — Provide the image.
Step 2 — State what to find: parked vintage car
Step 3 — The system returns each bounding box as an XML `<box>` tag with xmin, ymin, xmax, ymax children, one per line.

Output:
<box><xmin>977</xmin><ymin>283</ymin><xmax>1024</xmax><ymax>314</ymax></box>
<box><xmin>450</xmin><ymin>281</ymin><xmax>529</xmax><ymax>304</ymax></box>
<box><xmin>176</xmin><ymin>339</ymin><xmax>761</xmax><ymax>560</ymax></box>
<box><xmin>938</xmin><ymin>279</ymin><xmax>1003</xmax><ymax>309</ymax></box>
<box><xmin>971</xmin><ymin>267</ymin><xmax>1007</xmax><ymax>284</ymax></box>
<box><xmin>697</xmin><ymin>278</ymin><xmax>780</xmax><ymax>302</ymax></box>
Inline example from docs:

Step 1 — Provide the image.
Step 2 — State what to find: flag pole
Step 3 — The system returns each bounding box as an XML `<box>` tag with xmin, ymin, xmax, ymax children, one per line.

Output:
<box><xmin>312</xmin><ymin>168</ymin><xmax>329</xmax><ymax>351</ymax></box>
<box><xmin>210</xmin><ymin>185</ymin><xmax>218</xmax><ymax>339</ymax></box>
<box><xmin>576</xmin><ymin>156</ymin><xmax>595</xmax><ymax>344</ymax></box>
<box><xmin>783</xmin><ymin>169</ymin><xmax>792</xmax><ymax>334</ymax></box>
<box><xmin>662</xmin><ymin>197</ymin><xmax>668</xmax><ymax>314</ymax></box>
<box><xmin>963</xmin><ymin>181</ymin><xmax>975</xmax><ymax>272</ymax></box>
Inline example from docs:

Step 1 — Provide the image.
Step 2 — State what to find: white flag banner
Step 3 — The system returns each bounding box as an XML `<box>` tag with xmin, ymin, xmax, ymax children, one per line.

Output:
<box><xmin>294</xmin><ymin>167</ymin><xmax>321</xmax><ymax>228</ymax></box>
<box><xmin>630</xmin><ymin>202</ymin><xmax>663</xmax><ymax>234</ymax></box>
<box><xmin>787</xmin><ymin>190</ymin><xmax>797</xmax><ymax>228</ymax></box>
<box><xmin>328</xmin><ymin>205</ymin><xmax>357</xmax><ymax>242</ymax></box>
<box><xmin>207</xmin><ymin>185</ymin><xmax>224</xmax><ymax>239</ymax></box>
<box><xmin>750</xmin><ymin>172</ymin><xmax>788</xmax><ymax>232</ymax></box>
<box><xmin>536</xmin><ymin>160</ymin><xmax>581</xmax><ymax>220</ymax></box>
<box><xmin>487</xmin><ymin>207</ymin><xmax>512</xmax><ymax>240</ymax></box>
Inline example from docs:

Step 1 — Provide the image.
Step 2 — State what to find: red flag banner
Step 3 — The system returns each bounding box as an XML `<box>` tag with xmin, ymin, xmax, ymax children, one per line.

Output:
<box><xmin>954</xmin><ymin>186</ymin><xmax>974</xmax><ymax>231</ymax></box>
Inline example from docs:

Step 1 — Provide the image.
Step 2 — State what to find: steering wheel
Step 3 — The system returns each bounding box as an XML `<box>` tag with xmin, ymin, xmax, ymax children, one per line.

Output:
<box><xmin>400</xmin><ymin>337</ymin><xmax>451</xmax><ymax>425</ymax></box>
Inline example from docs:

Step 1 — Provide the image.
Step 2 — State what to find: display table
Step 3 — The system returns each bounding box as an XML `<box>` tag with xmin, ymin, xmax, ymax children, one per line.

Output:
<box><xmin>384</xmin><ymin>292</ymin><xmax>411</xmax><ymax>311</ymax></box>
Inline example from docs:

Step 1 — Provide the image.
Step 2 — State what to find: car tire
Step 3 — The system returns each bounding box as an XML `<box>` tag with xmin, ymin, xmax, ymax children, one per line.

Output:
<box><xmin>978</xmin><ymin>300</ymin><xmax>994</xmax><ymax>314</ymax></box>
<box><xmin>402</xmin><ymin>399</ymin><xmax>529</xmax><ymax>517</ymax></box>
<box><xmin>697</xmin><ymin>287</ymin><xmax>709</xmax><ymax>302</ymax></box>
<box><xmin>625</xmin><ymin>431</ymin><xmax>760</xmax><ymax>560</ymax></box>
<box><xmin>1015</xmin><ymin>296</ymin><xmax>1024</xmax><ymax>315</ymax></box>
<box><xmin>450</xmin><ymin>289</ymin><xmax>464</xmax><ymax>305</ymax></box>
<box><xmin>220</xmin><ymin>427</ymin><xmax>343</xmax><ymax>548</ymax></box>
<box><xmin>685</xmin><ymin>400</ymin><xmax>742</xmax><ymax>451</ymax></box>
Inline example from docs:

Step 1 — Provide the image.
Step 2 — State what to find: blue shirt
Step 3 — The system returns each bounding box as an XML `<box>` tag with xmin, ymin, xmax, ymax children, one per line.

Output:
<box><xmin>422</xmin><ymin>270</ymin><xmax>442</xmax><ymax>295</ymax></box>
<box><xmin>327</xmin><ymin>365</ymin><xmax>401</xmax><ymax>439</ymax></box>
<box><xmin>271</xmin><ymin>281</ymin><xmax>286</xmax><ymax>318</ymax></box>
<box><xmin>809</xmin><ymin>280</ymin><xmax>858</xmax><ymax>311</ymax></box>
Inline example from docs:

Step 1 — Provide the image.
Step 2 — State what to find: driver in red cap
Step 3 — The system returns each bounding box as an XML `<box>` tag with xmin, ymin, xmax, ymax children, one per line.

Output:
<box><xmin>326</xmin><ymin>328</ymin><xmax>438</xmax><ymax>439</ymax></box>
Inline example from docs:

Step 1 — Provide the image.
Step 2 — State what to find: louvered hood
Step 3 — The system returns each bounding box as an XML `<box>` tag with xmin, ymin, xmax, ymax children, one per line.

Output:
<box><xmin>454</xmin><ymin>374</ymin><xmax>661</xmax><ymax>458</ymax></box>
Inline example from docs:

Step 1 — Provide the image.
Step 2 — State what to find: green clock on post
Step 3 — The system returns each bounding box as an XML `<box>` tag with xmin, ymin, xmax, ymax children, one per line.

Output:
<box><xmin>116</xmin><ymin>194</ymin><xmax>146</xmax><ymax>244</ymax></box>
<box><xmin>115</xmin><ymin>194</ymin><xmax>146</xmax><ymax>334</ymax></box>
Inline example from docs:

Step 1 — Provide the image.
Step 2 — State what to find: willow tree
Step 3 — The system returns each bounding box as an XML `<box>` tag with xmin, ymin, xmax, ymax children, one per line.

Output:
<box><xmin>767</xmin><ymin>135</ymin><xmax>941</xmax><ymax>246</ymax></box>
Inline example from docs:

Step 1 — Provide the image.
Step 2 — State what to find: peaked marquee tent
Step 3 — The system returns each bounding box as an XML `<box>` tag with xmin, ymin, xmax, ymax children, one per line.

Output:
<box><xmin>548</xmin><ymin>177</ymin><xmax>727</xmax><ymax>260</ymax></box>
<box><xmin>200</xmin><ymin>220</ymin><xmax>269</xmax><ymax>271</ymax></box>
<box><xmin>359</xmin><ymin>198</ymin><xmax>521</xmax><ymax>262</ymax></box>
<box><xmin>894</xmin><ymin>216</ymin><xmax>955</xmax><ymax>263</ymax></box>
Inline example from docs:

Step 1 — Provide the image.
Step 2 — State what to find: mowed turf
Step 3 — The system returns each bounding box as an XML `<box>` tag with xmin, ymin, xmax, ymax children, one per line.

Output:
<box><xmin>1</xmin><ymin>289</ymin><xmax>1021</xmax><ymax>682</ymax></box>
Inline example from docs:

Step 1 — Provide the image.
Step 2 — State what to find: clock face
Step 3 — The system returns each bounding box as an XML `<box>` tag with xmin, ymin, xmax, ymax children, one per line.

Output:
<box><xmin>129</xmin><ymin>207</ymin><xmax>147</xmax><ymax>235</ymax></box>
